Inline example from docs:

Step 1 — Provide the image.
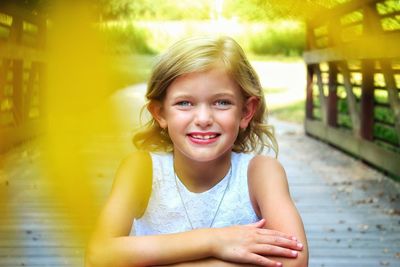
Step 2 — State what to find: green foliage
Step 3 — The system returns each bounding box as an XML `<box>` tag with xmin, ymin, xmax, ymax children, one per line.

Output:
<box><xmin>100</xmin><ymin>23</ymin><xmax>155</xmax><ymax>54</ymax></box>
<box><xmin>338</xmin><ymin>114</ymin><xmax>352</xmax><ymax>129</ymax></box>
<box><xmin>374</xmin><ymin>124</ymin><xmax>399</xmax><ymax>145</ymax></box>
<box><xmin>248</xmin><ymin>21</ymin><xmax>305</xmax><ymax>56</ymax></box>
<box><xmin>374</xmin><ymin>106</ymin><xmax>396</xmax><ymax>124</ymax></box>
<box><xmin>223</xmin><ymin>0</ymin><xmax>270</xmax><ymax>21</ymax></box>
<box><xmin>313</xmin><ymin>93</ymin><xmax>399</xmax><ymax>148</ymax></box>
<box><xmin>338</xmin><ymin>98</ymin><xmax>349</xmax><ymax>114</ymax></box>
<box><xmin>110</xmin><ymin>55</ymin><xmax>154</xmax><ymax>88</ymax></box>
<box><xmin>270</xmin><ymin>100</ymin><xmax>305</xmax><ymax>123</ymax></box>
<box><xmin>377</xmin><ymin>0</ymin><xmax>400</xmax><ymax>15</ymax></box>
<box><xmin>98</xmin><ymin>0</ymin><xmax>211</xmax><ymax>20</ymax></box>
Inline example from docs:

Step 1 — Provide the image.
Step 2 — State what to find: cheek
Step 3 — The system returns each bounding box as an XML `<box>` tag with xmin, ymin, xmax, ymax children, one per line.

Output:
<box><xmin>166</xmin><ymin>110</ymin><xmax>192</xmax><ymax>126</ymax></box>
<box><xmin>216</xmin><ymin>111</ymin><xmax>242</xmax><ymax>129</ymax></box>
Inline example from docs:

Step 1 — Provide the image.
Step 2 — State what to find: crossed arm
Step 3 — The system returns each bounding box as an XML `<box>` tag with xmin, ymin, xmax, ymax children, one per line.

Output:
<box><xmin>85</xmin><ymin>153</ymin><xmax>308</xmax><ymax>267</ymax></box>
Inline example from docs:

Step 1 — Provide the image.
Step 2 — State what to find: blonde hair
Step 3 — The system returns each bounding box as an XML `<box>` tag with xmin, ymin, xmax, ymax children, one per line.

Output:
<box><xmin>133</xmin><ymin>35</ymin><xmax>278</xmax><ymax>156</ymax></box>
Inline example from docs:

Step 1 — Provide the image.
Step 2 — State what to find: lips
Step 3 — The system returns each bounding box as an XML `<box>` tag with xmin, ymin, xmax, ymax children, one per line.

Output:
<box><xmin>187</xmin><ymin>132</ymin><xmax>220</xmax><ymax>144</ymax></box>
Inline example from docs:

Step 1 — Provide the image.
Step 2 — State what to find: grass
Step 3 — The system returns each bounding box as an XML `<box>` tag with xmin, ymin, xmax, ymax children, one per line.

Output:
<box><xmin>269</xmin><ymin>100</ymin><xmax>305</xmax><ymax>124</ymax></box>
<box><xmin>108</xmin><ymin>54</ymin><xmax>155</xmax><ymax>89</ymax></box>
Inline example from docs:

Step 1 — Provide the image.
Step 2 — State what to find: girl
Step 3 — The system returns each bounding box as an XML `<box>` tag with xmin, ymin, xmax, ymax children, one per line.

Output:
<box><xmin>86</xmin><ymin>36</ymin><xmax>308</xmax><ymax>267</ymax></box>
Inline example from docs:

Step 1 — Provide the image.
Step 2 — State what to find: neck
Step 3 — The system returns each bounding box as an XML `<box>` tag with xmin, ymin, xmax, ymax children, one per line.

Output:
<box><xmin>173</xmin><ymin>152</ymin><xmax>232</xmax><ymax>193</ymax></box>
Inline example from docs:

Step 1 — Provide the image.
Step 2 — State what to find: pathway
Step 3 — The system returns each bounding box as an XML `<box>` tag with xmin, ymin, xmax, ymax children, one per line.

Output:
<box><xmin>0</xmin><ymin>84</ymin><xmax>399</xmax><ymax>267</ymax></box>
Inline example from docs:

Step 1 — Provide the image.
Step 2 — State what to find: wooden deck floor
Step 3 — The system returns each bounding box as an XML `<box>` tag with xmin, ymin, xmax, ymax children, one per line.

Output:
<box><xmin>1</xmin><ymin>85</ymin><xmax>400</xmax><ymax>267</ymax></box>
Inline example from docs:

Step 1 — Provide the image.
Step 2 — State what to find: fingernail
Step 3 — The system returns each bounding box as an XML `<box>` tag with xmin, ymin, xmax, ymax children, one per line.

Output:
<box><xmin>276</xmin><ymin>262</ymin><xmax>282</xmax><ymax>267</ymax></box>
<box><xmin>291</xmin><ymin>236</ymin><xmax>297</xmax><ymax>241</ymax></box>
<box><xmin>291</xmin><ymin>250</ymin><xmax>298</xmax><ymax>256</ymax></box>
<box><xmin>297</xmin><ymin>242</ymin><xmax>303</xmax><ymax>249</ymax></box>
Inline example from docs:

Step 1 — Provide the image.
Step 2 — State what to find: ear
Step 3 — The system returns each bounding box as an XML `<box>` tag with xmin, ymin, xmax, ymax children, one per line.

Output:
<box><xmin>240</xmin><ymin>96</ymin><xmax>259</xmax><ymax>129</ymax></box>
<box><xmin>147</xmin><ymin>101</ymin><xmax>167</xmax><ymax>129</ymax></box>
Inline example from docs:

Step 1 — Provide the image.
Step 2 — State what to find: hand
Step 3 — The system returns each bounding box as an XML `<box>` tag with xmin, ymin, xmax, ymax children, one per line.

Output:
<box><xmin>211</xmin><ymin>219</ymin><xmax>304</xmax><ymax>267</ymax></box>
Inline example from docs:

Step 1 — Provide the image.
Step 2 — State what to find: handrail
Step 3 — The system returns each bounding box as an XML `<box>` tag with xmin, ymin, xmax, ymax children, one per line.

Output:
<box><xmin>304</xmin><ymin>0</ymin><xmax>400</xmax><ymax>178</ymax></box>
<box><xmin>0</xmin><ymin>4</ymin><xmax>46</xmax><ymax>152</ymax></box>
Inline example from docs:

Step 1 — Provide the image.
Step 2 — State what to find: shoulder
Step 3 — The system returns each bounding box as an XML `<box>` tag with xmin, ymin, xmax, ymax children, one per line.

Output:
<box><xmin>111</xmin><ymin>151</ymin><xmax>153</xmax><ymax>217</ymax></box>
<box><xmin>248</xmin><ymin>154</ymin><xmax>286</xmax><ymax>180</ymax></box>
<box><xmin>114</xmin><ymin>150</ymin><xmax>152</xmax><ymax>192</ymax></box>
<box><xmin>119</xmin><ymin>150</ymin><xmax>152</xmax><ymax>171</ymax></box>
<box><xmin>247</xmin><ymin>155</ymin><xmax>290</xmax><ymax>203</ymax></box>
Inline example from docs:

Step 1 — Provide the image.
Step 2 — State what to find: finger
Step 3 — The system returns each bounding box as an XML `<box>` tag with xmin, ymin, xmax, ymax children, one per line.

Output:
<box><xmin>253</xmin><ymin>244</ymin><xmax>300</xmax><ymax>258</ymax></box>
<box><xmin>245</xmin><ymin>253</ymin><xmax>282</xmax><ymax>267</ymax></box>
<box><xmin>245</xmin><ymin>219</ymin><xmax>266</xmax><ymax>228</ymax></box>
<box><xmin>256</xmin><ymin>235</ymin><xmax>303</xmax><ymax>251</ymax></box>
<box><xmin>256</xmin><ymin>228</ymin><xmax>298</xmax><ymax>241</ymax></box>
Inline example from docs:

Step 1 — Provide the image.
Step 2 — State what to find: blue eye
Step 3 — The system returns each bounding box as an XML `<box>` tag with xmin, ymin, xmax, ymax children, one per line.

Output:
<box><xmin>215</xmin><ymin>100</ymin><xmax>232</xmax><ymax>106</ymax></box>
<box><xmin>176</xmin><ymin>101</ymin><xmax>192</xmax><ymax>106</ymax></box>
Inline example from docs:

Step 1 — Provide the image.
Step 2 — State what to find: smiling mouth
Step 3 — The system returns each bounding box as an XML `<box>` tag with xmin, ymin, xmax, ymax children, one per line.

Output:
<box><xmin>187</xmin><ymin>133</ymin><xmax>220</xmax><ymax>140</ymax></box>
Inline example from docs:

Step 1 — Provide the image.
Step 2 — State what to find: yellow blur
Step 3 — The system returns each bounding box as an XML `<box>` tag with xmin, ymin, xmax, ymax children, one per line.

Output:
<box><xmin>40</xmin><ymin>2</ymin><xmax>129</xmax><ymax>243</ymax></box>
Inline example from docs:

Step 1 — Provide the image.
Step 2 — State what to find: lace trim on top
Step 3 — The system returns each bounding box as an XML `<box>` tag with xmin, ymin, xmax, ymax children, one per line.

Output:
<box><xmin>132</xmin><ymin>152</ymin><xmax>260</xmax><ymax>236</ymax></box>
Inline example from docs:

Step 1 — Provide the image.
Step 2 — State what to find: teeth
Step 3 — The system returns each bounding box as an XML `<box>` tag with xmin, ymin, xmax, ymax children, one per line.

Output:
<box><xmin>191</xmin><ymin>134</ymin><xmax>217</xmax><ymax>140</ymax></box>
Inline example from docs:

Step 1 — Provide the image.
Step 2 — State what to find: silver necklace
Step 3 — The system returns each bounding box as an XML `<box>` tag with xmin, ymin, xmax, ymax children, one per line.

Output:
<box><xmin>173</xmin><ymin>164</ymin><xmax>232</xmax><ymax>229</ymax></box>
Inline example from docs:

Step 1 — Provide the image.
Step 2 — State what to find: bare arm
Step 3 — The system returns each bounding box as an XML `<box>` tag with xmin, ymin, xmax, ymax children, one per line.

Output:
<box><xmin>86</xmin><ymin>152</ymin><xmax>304</xmax><ymax>267</ymax></box>
<box><xmin>248</xmin><ymin>155</ymin><xmax>309</xmax><ymax>267</ymax></box>
<box><xmin>85</xmin><ymin>152</ymin><xmax>216</xmax><ymax>267</ymax></box>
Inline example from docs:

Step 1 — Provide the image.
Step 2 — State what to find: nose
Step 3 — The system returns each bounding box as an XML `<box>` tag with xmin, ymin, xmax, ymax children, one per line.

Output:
<box><xmin>194</xmin><ymin>104</ymin><xmax>213</xmax><ymax>128</ymax></box>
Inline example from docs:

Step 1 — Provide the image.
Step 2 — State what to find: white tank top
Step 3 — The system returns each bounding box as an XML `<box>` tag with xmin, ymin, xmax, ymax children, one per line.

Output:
<box><xmin>131</xmin><ymin>152</ymin><xmax>260</xmax><ymax>236</ymax></box>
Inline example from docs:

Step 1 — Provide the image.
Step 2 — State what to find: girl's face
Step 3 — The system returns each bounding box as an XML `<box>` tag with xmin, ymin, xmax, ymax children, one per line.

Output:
<box><xmin>150</xmin><ymin>67</ymin><xmax>258</xmax><ymax>163</ymax></box>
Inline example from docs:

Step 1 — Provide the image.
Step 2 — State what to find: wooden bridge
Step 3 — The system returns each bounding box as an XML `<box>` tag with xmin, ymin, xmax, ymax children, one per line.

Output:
<box><xmin>0</xmin><ymin>85</ymin><xmax>399</xmax><ymax>266</ymax></box>
<box><xmin>1</xmin><ymin>1</ymin><xmax>400</xmax><ymax>267</ymax></box>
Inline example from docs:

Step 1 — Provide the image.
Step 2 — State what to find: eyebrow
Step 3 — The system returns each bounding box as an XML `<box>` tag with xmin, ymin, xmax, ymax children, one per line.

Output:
<box><xmin>213</xmin><ymin>92</ymin><xmax>236</xmax><ymax>98</ymax></box>
<box><xmin>171</xmin><ymin>92</ymin><xmax>235</xmax><ymax>98</ymax></box>
<box><xmin>171</xmin><ymin>94</ymin><xmax>193</xmax><ymax>99</ymax></box>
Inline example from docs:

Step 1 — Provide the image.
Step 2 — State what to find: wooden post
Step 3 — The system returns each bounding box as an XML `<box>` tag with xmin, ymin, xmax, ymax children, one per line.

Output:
<box><xmin>10</xmin><ymin>15</ymin><xmax>24</xmax><ymax>125</ymax></box>
<box><xmin>37</xmin><ymin>15</ymin><xmax>46</xmax><ymax>121</ymax></box>
<box><xmin>37</xmin><ymin>15</ymin><xmax>46</xmax><ymax>49</ymax></box>
<box><xmin>38</xmin><ymin>62</ymin><xmax>46</xmax><ymax>120</ymax></box>
<box><xmin>381</xmin><ymin>60</ymin><xmax>400</xmax><ymax>141</ymax></box>
<box><xmin>25</xmin><ymin>63</ymin><xmax>38</xmax><ymax>119</ymax></box>
<box><xmin>338</xmin><ymin>61</ymin><xmax>360</xmax><ymax>135</ymax></box>
<box><xmin>306</xmin><ymin>64</ymin><xmax>314</xmax><ymax>119</ymax></box>
<box><xmin>327</xmin><ymin>62</ymin><xmax>338</xmax><ymax>127</ymax></box>
<box><xmin>359</xmin><ymin>2</ymin><xmax>382</xmax><ymax>141</ymax></box>
<box><xmin>315</xmin><ymin>65</ymin><xmax>327</xmax><ymax>124</ymax></box>
<box><xmin>326</xmin><ymin>18</ymin><xmax>339</xmax><ymax>128</ymax></box>
<box><xmin>305</xmin><ymin>21</ymin><xmax>315</xmax><ymax>120</ymax></box>
<box><xmin>360</xmin><ymin>60</ymin><xmax>374</xmax><ymax>141</ymax></box>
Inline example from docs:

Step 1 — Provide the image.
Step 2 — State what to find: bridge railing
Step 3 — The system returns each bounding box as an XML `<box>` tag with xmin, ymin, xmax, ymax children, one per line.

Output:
<box><xmin>304</xmin><ymin>0</ymin><xmax>400</xmax><ymax>177</ymax></box>
<box><xmin>0</xmin><ymin>4</ymin><xmax>46</xmax><ymax>152</ymax></box>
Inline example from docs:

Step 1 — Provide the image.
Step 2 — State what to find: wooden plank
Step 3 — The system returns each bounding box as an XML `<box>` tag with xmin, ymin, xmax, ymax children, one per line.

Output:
<box><xmin>305</xmin><ymin>119</ymin><xmax>400</xmax><ymax>176</ymax></box>
<box><xmin>327</xmin><ymin>62</ymin><xmax>338</xmax><ymax>127</ymax></box>
<box><xmin>360</xmin><ymin>60</ymin><xmax>374</xmax><ymax>141</ymax></box>
<box><xmin>0</xmin><ymin>119</ymin><xmax>41</xmax><ymax>152</ymax></box>
<box><xmin>8</xmin><ymin>12</ymin><xmax>22</xmax><ymax>44</ymax></box>
<box><xmin>0</xmin><ymin>3</ymin><xmax>45</xmax><ymax>26</ymax></box>
<box><xmin>1</xmin><ymin>98</ymin><xmax>400</xmax><ymax>267</ymax></box>
<box><xmin>24</xmin><ymin>62</ymin><xmax>39</xmax><ymax>119</ymax></box>
<box><xmin>314</xmin><ymin>64</ymin><xmax>327</xmax><ymax>124</ymax></box>
<box><xmin>305</xmin><ymin>64</ymin><xmax>314</xmax><ymax>119</ymax></box>
<box><xmin>303</xmin><ymin>33</ymin><xmax>400</xmax><ymax>63</ymax></box>
<box><xmin>337</xmin><ymin>61</ymin><xmax>360</xmax><ymax>135</ymax></box>
<box><xmin>380</xmin><ymin>59</ymin><xmax>400</xmax><ymax>140</ymax></box>
<box><xmin>310</xmin><ymin>0</ymin><xmax>380</xmax><ymax>27</ymax></box>
<box><xmin>0</xmin><ymin>58</ymin><xmax>11</xmax><ymax>98</ymax></box>
<box><xmin>0</xmin><ymin>43</ymin><xmax>46</xmax><ymax>62</ymax></box>
<box><xmin>359</xmin><ymin>138</ymin><xmax>400</xmax><ymax>175</ymax></box>
<box><xmin>12</xmin><ymin>60</ymin><xmax>23</xmax><ymax>125</ymax></box>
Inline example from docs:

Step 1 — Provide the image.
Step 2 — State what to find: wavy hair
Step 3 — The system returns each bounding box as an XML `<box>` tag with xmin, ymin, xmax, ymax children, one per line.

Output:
<box><xmin>133</xmin><ymin>35</ymin><xmax>278</xmax><ymax>156</ymax></box>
